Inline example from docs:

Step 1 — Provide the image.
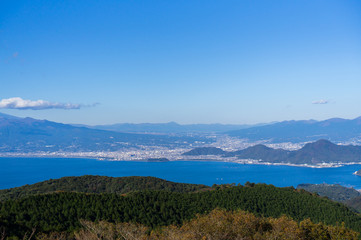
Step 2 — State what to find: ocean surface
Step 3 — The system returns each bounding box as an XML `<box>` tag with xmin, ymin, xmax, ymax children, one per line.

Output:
<box><xmin>1</xmin><ymin>157</ymin><xmax>361</xmax><ymax>190</ymax></box>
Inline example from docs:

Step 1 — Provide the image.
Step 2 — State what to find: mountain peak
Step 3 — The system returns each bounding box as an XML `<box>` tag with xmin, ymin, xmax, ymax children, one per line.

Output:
<box><xmin>182</xmin><ymin>147</ymin><xmax>225</xmax><ymax>156</ymax></box>
<box><xmin>247</xmin><ymin>144</ymin><xmax>271</xmax><ymax>151</ymax></box>
<box><xmin>324</xmin><ymin>118</ymin><xmax>347</xmax><ymax>123</ymax></box>
<box><xmin>299</xmin><ymin>139</ymin><xmax>339</xmax><ymax>155</ymax></box>
<box><xmin>313</xmin><ymin>139</ymin><xmax>334</xmax><ymax>145</ymax></box>
<box><xmin>303</xmin><ymin>139</ymin><xmax>335</xmax><ymax>148</ymax></box>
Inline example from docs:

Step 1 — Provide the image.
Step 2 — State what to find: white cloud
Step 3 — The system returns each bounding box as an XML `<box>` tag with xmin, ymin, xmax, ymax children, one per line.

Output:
<box><xmin>0</xmin><ymin>97</ymin><xmax>83</xmax><ymax>110</ymax></box>
<box><xmin>312</xmin><ymin>99</ymin><xmax>329</xmax><ymax>105</ymax></box>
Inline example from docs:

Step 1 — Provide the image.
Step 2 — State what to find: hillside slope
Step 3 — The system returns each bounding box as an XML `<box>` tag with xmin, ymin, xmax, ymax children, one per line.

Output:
<box><xmin>0</xmin><ymin>175</ymin><xmax>209</xmax><ymax>201</ymax></box>
<box><xmin>297</xmin><ymin>183</ymin><xmax>361</xmax><ymax>202</ymax></box>
<box><xmin>1</xmin><ymin>183</ymin><xmax>361</xmax><ymax>237</ymax></box>
<box><xmin>346</xmin><ymin>196</ymin><xmax>361</xmax><ymax>213</ymax></box>
<box><xmin>186</xmin><ymin>139</ymin><xmax>361</xmax><ymax>164</ymax></box>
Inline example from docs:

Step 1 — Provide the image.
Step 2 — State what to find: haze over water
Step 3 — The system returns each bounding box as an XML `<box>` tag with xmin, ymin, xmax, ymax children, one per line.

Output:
<box><xmin>1</xmin><ymin>157</ymin><xmax>361</xmax><ymax>190</ymax></box>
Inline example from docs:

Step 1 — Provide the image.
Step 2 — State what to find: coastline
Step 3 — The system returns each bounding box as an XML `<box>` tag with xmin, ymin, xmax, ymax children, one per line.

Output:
<box><xmin>1</xmin><ymin>152</ymin><xmax>361</xmax><ymax>169</ymax></box>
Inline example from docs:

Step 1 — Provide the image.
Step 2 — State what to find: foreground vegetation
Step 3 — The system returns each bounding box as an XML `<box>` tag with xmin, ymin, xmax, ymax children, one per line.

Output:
<box><xmin>33</xmin><ymin>209</ymin><xmax>359</xmax><ymax>240</ymax></box>
<box><xmin>1</xmin><ymin>181</ymin><xmax>361</xmax><ymax>239</ymax></box>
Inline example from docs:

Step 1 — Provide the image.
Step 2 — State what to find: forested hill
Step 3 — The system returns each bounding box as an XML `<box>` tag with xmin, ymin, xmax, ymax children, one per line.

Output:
<box><xmin>184</xmin><ymin>139</ymin><xmax>361</xmax><ymax>164</ymax></box>
<box><xmin>297</xmin><ymin>183</ymin><xmax>361</xmax><ymax>202</ymax></box>
<box><xmin>0</xmin><ymin>175</ymin><xmax>209</xmax><ymax>201</ymax></box>
<box><xmin>1</xmin><ymin>183</ymin><xmax>361</xmax><ymax>238</ymax></box>
<box><xmin>182</xmin><ymin>147</ymin><xmax>225</xmax><ymax>156</ymax></box>
<box><xmin>346</xmin><ymin>196</ymin><xmax>361</xmax><ymax>213</ymax></box>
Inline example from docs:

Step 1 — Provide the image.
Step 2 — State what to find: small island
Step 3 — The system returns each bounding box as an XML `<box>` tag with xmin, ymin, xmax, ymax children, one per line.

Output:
<box><xmin>147</xmin><ymin>158</ymin><xmax>170</xmax><ymax>162</ymax></box>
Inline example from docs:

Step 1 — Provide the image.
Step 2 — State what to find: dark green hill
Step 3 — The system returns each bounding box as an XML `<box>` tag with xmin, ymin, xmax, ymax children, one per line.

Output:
<box><xmin>0</xmin><ymin>175</ymin><xmax>209</xmax><ymax>201</ymax></box>
<box><xmin>182</xmin><ymin>147</ymin><xmax>225</xmax><ymax>156</ymax></box>
<box><xmin>227</xmin><ymin>144</ymin><xmax>290</xmax><ymax>162</ymax></box>
<box><xmin>186</xmin><ymin>139</ymin><xmax>361</xmax><ymax>165</ymax></box>
<box><xmin>288</xmin><ymin>140</ymin><xmax>361</xmax><ymax>164</ymax></box>
<box><xmin>2</xmin><ymin>183</ymin><xmax>361</xmax><ymax>238</ymax></box>
<box><xmin>297</xmin><ymin>183</ymin><xmax>360</xmax><ymax>202</ymax></box>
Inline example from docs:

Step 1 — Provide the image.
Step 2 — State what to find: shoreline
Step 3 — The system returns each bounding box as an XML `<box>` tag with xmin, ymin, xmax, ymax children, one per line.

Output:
<box><xmin>1</xmin><ymin>153</ymin><xmax>361</xmax><ymax>169</ymax></box>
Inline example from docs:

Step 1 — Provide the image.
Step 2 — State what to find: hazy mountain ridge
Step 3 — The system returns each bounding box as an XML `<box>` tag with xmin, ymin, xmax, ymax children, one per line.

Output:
<box><xmin>0</xmin><ymin>113</ymin><xmax>210</xmax><ymax>153</ymax></box>
<box><xmin>227</xmin><ymin>117</ymin><xmax>361</xmax><ymax>143</ymax></box>
<box><xmin>3</xmin><ymin>112</ymin><xmax>361</xmax><ymax>162</ymax></box>
<box><xmin>81</xmin><ymin>122</ymin><xmax>262</xmax><ymax>133</ymax></box>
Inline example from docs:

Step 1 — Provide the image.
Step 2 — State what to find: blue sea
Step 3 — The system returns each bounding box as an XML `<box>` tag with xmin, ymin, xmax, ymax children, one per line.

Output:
<box><xmin>1</xmin><ymin>157</ymin><xmax>361</xmax><ymax>190</ymax></box>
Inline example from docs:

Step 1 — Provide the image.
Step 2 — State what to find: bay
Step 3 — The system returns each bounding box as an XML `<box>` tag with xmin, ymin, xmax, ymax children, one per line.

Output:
<box><xmin>1</xmin><ymin>157</ymin><xmax>361</xmax><ymax>190</ymax></box>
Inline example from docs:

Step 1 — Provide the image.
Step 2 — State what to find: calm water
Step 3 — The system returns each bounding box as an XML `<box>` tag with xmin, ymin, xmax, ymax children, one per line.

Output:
<box><xmin>1</xmin><ymin>157</ymin><xmax>361</xmax><ymax>190</ymax></box>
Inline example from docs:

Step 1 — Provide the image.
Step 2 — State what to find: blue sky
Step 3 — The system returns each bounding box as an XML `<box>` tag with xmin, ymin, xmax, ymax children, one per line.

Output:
<box><xmin>1</xmin><ymin>0</ymin><xmax>361</xmax><ymax>125</ymax></box>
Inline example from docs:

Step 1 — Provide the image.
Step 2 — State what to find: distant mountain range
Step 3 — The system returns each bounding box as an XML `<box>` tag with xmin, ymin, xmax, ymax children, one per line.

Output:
<box><xmin>78</xmin><ymin>122</ymin><xmax>261</xmax><ymax>133</ymax></box>
<box><xmin>87</xmin><ymin>116</ymin><xmax>361</xmax><ymax>143</ymax></box>
<box><xmin>184</xmin><ymin>139</ymin><xmax>361</xmax><ymax>165</ymax></box>
<box><xmin>0</xmin><ymin>113</ymin><xmax>209</xmax><ymax>153</ymax></box>
<box><xmin>227</xmin><ymin>117</ymin><xmax>361</xmax><ymax>143</ymax></box>
<box><xmin>3</xmin><ymin>112</ymin><xmax>361</xmax><ymax>154</ymax></box>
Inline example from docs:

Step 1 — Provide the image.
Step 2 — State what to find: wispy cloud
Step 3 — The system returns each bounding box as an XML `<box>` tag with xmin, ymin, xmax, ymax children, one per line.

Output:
<box><xmin>0</xmin><ymin>97</ymin><xmax>93</xmax><ymax>110</ymax></box>
<box><xmin>312</xmin><ymin>99</ymin><xmax>329</xmax><ymax>105</ymax></box>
